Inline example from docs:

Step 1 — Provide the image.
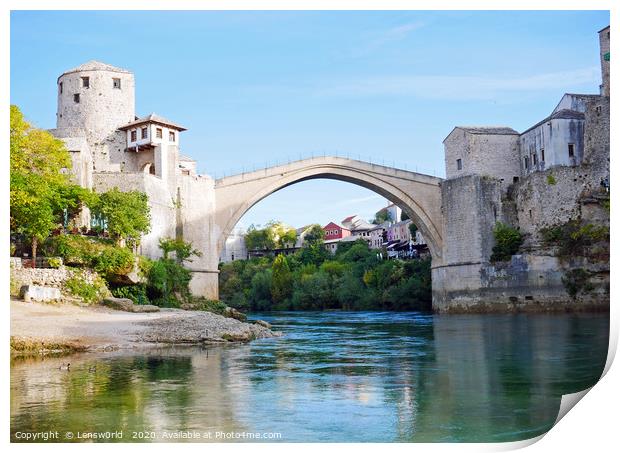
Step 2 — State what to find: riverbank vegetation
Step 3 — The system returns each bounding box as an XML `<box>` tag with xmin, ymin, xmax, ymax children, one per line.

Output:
<box><xmin>220</xmin><ymin>231</ymin><xmax>432</xmax><ymax>311</ymax></box>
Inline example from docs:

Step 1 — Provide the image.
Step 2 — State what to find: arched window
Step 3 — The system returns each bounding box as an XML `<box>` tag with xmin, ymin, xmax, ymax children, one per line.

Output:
<box><xmin>142</xmin><ymin>162</ymin><xmax>156</xmax><ymax>175</ymax></box>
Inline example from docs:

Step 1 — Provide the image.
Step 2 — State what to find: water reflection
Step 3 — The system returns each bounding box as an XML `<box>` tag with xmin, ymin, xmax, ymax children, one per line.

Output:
<box><xmin>11</xmin><ymin>312</ymin><xmax>608</xmax><ymax>442</ymax></box>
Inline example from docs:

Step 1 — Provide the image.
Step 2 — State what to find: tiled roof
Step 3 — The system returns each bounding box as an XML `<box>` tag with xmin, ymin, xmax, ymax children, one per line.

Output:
<box><xmin>118</xmin><ymin>113</ymin><xmax>187</xmax><ymax>131</ymax></box>
<box><xmin>521</xmin><ymin>109</ymin><xmax>585</xmax><ymax>135</ymax></box>
<box><xmin>457</xmin><ymin>126</ymin><xmax>519</xmax><ymax>135</ymax></box>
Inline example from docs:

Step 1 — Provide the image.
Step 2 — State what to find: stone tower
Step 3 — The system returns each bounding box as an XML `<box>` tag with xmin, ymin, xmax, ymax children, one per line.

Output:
<box><xmin>56</xmin><ymin>60</ymin><xmax>136</xmax><ymax>171</ymax></box>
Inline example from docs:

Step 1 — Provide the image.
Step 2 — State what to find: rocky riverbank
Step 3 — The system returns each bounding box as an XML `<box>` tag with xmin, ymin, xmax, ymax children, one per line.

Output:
<box><xmin>10</xmin><ymin>299</ymin><xmax>281</xmax><ymax>355</ymax></box>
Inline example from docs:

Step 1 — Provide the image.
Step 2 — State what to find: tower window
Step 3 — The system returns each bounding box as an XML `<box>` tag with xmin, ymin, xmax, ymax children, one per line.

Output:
<box><xmin>156</xmin><ymin>128</ymin><xmax>163</xmax><ymax>139</ymax></box>
<box><xmin>568</xmin><ymin>143</ymin><xmax>575</xmax><ymax>158</ymax></box>
<box><xmin>73</xmin><ymin>93</ymin><xmax>80</xmax><ymax>103</ymax></box>
<box><xmin>169</xmin><ymin>131</ymin><xmax>176</xmax><ymax>142</ymax></box>
<box><xmin>113</xmin><ymin>78</ymin><xmax>121</xmax><ymax>89</ymax></box>
<box><xmin>81</xmin><ymin>77</ymin><xmax>90</xmax><ymax>88</ymax></box>
<box><xmin>59</xmin><ymin>82</ymin><xmax>63</xmax><ymax>94</ymax></box>
<box><xmin>131</xmin><ymin>130</ymin><xmax>137</xmax><ymax>142</ymax></box>
<box><xmin>532</xmin><ymin>153</ymin><xmax>538</xmax><ymax>165</ymax></box>
<box><xmin>524</xmin><ymin>156</ymin><xmax>529</xmax><ymax>170</ymax></box>
<box><xmin>141</xmin><ymin>127</ymin><xmax>148</xmax><ymax>139</ymax></box>
<box><xmin>541</xmin><ymin>149</ymin><xmax>545</xmax><ymax>162</ymax></box>
<box><xmin>456</xmin><ymin>158</ymin><xmax>462</xmax><ymax>170</ymax></box>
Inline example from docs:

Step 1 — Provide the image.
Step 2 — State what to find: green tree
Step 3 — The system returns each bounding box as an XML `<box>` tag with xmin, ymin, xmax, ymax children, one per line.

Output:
<box><xmin>147</xmin><ymin>259</ymin><xmax>192</xmax><ymax>307</ymax></box>
<box><xmin>10</xmin><ymin>105</ymin><xmax>87</xmax><ymax>264</ymax></box>
<box><xmin>269</xmin><ymin>221</ymin><xmax>297</xmax><ymax>248</ymax></box>
<box><xmin>245</xmin><ymin>224</ymin><xmax>276</xmax><ymax>251</ymax></box>
<box><xmin>271</xmin><ymin>254</ymin><xmax>293</xmax><ymax>304</ymax></box>
<box><xmin>302</xmin><ymin>224</ymin><xmax>325</xmax><ymax>244</ymax></box>
<box><xmin>409</xmin><ymin>223</ymin><xmax>418</xmax><ymax>238</ymax></box>
<box><xmin>244</xmin><ymin>221</ymin><xmax>297</xmax><ymax>251</ymax></box>
<box><xmin>92</xmin><ymin>188</ymin><xmax>151</xmax><ymax>246</ymax></box>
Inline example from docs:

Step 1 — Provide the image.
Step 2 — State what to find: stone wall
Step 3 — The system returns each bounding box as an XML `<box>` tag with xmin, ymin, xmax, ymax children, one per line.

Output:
<box><xmin>444</xmin><ymin>128</ymin><xmax>520</xmax><ymax>190</ymax></box>
<box><xmin>433</xmin><ymin>253</ymin><xmax>608</xmax><ymax>313</ymax></box>
<box><xmin>178</xmin><ymin>173</ymin><xmax>219</xmax><ymax>299</ymax></box>
<box><xmin>12</xmin><ymin>267</ymin><xmax>72</xmax><ymax>289</ymax></box>
<box><xmin>93</xmin><ymin>172</ymin><xmax>178</xmax><ymax>259</ymax></box>
<box><xmin>439</xmin><ymin>175</ymin><xmax>502</xmax><ymax>265</ymax></box>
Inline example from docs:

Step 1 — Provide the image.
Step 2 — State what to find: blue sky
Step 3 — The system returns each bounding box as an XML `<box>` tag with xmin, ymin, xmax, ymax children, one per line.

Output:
<box><xmin>10</xmin><ymin>10</ymin><xmax>609</xmax><ymax>230</ymax></box>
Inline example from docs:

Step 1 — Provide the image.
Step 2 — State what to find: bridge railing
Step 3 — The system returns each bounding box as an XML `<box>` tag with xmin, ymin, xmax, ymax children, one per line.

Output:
<box><xmin>211</xmin><ymin>150</ymin><xmax>442</xmax><ymax>180</ymax></box>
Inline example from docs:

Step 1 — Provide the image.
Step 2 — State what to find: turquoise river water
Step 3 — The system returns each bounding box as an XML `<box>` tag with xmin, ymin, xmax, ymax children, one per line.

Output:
<box><xmin>11</xmin><ymin>311</ymin><xmax>609</xmax><ymax>442</ymax></box>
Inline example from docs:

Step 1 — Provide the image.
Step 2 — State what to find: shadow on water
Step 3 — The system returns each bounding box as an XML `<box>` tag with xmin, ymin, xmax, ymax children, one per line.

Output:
<box><xmin>11</xmin><ymin>312</ymin><xmax>609</xmax><ymax>442</ymax></box>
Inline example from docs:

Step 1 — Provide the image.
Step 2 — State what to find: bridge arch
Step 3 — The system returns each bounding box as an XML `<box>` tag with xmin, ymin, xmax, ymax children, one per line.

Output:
<box><xmin>213</xmin><ymin>156</ymin><xmax>444</xmax><ymax>261</ymax></box>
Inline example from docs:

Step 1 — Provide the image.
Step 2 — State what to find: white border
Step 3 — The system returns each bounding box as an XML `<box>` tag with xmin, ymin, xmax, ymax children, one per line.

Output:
<box><xmin>2</xmin><ymin>2</ymin><xmax>617</xmax><ymax>452</ymax></box>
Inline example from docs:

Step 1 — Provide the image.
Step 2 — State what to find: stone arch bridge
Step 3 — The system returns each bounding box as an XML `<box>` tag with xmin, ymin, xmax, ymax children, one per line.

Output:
<box><xmin>183</xmin><ymin>156</ymin><xmax>444</xmax><ymax>299</ymax></box>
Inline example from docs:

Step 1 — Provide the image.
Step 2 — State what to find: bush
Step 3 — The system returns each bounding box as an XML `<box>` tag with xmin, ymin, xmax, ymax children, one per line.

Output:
<box><xmin>93</xmin><ymin>247</ymin><xmax>135</xmax><ymax>280</ymax></box>
<box><xmin>146</xmin><ymin>258</ymin><xmax>192</xmax><ymax>307</ymax></box>
<box><xmin>64</xmin><ymin>269</ymin><xmax>110</xmax><ymax>304</ymax></box>
<box><xmin>186</xmin><ymin>297</ymin><xmax>229</xmax><ymax>315</ymax></box>
<box><xmin>47</xmin><ymin>257</ymin><xmax>62</xmax><ymax>268</ymax></box>
<box><xmin>546</xmin><ymin>174</ymin><xmax>557</xmax><ymax>185</ymax></box>
<box><xmin>45</xmin><ymin>234</ymin><xmax>112</xmax><ymax>266</ymax></box>
<box><xmin>490</xmin><ymin>222</ymin><xmax>523</xmax><ymax>262</ymax></box>
<box><xmin>111</xmin><ymin>284</ymin><xmax>149</xmax><ymax>305</ymax></box>
<box><xmin>541</xmin><ymin>220</ymin><xmax>609</xmax><ymax>257</ymax></box>
<box><xmin>562</xmin><ymin>268</ymin><xmax>594</xmax><ymax>298</ymax></box>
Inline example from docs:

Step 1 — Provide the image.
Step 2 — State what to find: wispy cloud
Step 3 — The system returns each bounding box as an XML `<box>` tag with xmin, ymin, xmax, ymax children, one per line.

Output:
<box><xmin>315</xmin><ymin>66</ymin><xmax>600</xmax><ymax>101</ymax></box>
<box><xmin>352</xmin><ymin>21</ymin><xmax>425</xmax><ymax>57</ymax></box>
<box><xmin>237</xmin><ymin>66</ymin><xmax>599</xmax><ymax>103</ymax></box>
<box><xmin>330</xmin><ymin>194</ymin><xmax>383</xmax><ymax>207</ymax></box>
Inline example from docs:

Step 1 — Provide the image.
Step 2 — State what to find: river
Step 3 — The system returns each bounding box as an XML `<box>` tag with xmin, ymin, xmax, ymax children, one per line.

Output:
<box><xmin>11</xmin><ymin>311</ymin><xmax>609</xmax><ymax>443</ymax></box>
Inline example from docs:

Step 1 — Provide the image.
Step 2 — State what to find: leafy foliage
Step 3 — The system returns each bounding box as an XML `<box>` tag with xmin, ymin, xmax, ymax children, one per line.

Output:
<box><xmin>158</xmin><ymin>237</ymin><xmax>202</xmax><ymax>262</ymax></box>
<box><xmin>10</xmin><ymin>105</ymin><xmax>87</xmax><ymax>264</ymax></box>
<box><xmin>546</xmin><ymin>174</ymin><xmax>557</xmax><ymax>185</ymax></box>
<box><xmin>91</xmin><ymin>188</ymin><xmax>150</xmax><ymax>245</ymax></box>
<box><xmin>562</xmin><ymin>268</ymin><xmax>594</xmax><ymax>298</ymax></box>
<box><xmin>144</xmin><ymin>238</ymin><xmax>200</xmax><ymax>307</ymax></box>
<box><xmin>93</xmin><ymin>247</ymin><xmax>135</xmax><ymax>280</ymax></box>
<box><xmin>541</xmin><ymin>220</ymin><xmax>609</xmax><ymax>257</ymax></box>
<box><xmin>271</xmin><ymin>254</ymin><xmax>293</xmax><ymax>304</ymax></box>
<box><xmin>244</xmin><ymin>221</ymin><xmax>297</xmax><ymax>251</ymax></box>
<box><xmin>146</xmin><ymin>259</ymin><xmax>192</xmax><ymax>307</ymax></box>
<box><xmin>302</xmin><ymin>224</ymin><xmax>325</xmax><ymax>244</ymax></box>
<box><xmin>64</xmin><ymin>269</ymin><xmax>110</xmax><ymax>304</ymax></box>
<box><xmin>219</xmin><ymin>239</ymin><xmax>432</xmax><ymax>312</ymax></box>
<box><xmin>111</xmin><ymin>284</ymin><xmax>149</xmax><ymax>305</ymax></box>
<box><xmin>490</xmin><ymin>222</ymin><xmax>523</xmax><ymax>262</ymax></box>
